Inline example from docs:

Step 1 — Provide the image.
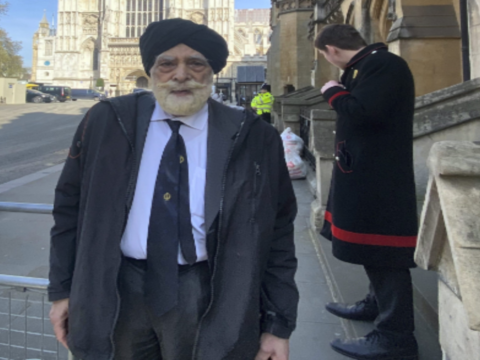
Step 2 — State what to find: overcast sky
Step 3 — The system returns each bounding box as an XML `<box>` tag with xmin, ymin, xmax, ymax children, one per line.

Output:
<box><xmin>2</xmin><ymin>0</ymin><xmax>271</xmax><ymax>68</ymax></box>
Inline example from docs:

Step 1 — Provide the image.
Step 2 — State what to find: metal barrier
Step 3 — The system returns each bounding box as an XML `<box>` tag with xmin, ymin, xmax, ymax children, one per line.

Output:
<box><xmin>0</xmin><ymin>275</ymin><xmax>75</xmax><ymax>360</ymax></box>
<box><xmin>0</xmin><ymin>203</ymin><xmax>52</xmax><ymax>215</ymax></box>
<box><xmin>0</xmin><ymin>203</ymin><xmax>76</xmax><ymax>359</ymax></box>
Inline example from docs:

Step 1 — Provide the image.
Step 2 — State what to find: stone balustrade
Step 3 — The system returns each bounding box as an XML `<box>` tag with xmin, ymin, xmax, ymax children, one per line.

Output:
<box><xmin>415</xmin><ymin>141</ymin><xmax>480</xmax><ymax>359</ymax></box>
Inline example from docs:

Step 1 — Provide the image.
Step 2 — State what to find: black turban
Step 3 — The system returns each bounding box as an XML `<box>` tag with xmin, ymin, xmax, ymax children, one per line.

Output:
<box><xmin>140</xmin><ymin>18</ymin><xmax>229</xmax><ymax>76</ymax></box>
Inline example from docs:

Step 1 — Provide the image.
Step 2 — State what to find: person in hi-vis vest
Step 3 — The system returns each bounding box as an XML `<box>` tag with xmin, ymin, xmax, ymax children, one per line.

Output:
<box><xmin>251</xmin><ymin>84</ymin><xmax>274</xmax><ymax>124</ymax></box>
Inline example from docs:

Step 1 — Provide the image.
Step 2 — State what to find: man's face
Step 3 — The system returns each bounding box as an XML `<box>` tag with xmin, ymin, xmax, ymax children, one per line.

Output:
<box><xmin>319</xmin><ymin>46</ymin><xmax>345</xmax><ymax>70</ymax></box>
<box><xmin>150</xmin><ymin>44</ymin><xmax>214</xmax><ymax>116</ymax></box>
<box><xmin>260</xmin><ymin>89</ymin><xmax>267</xmax><ymax>94</ymax></box>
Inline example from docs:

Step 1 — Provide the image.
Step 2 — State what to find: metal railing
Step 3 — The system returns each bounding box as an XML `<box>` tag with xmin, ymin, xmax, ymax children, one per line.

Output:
<box><xmin>299</xmin><ymin>115</ymin><xmax>316</xmax><ymax>171</ymax></box>
<box><xmin>0</xmin><ymin>202</ymin><xmax>76</xmax><ymax>359</ymax></box>
<box><xmin>0</xmin><ymin>275</ymin><xmax>73</xmax><ymax>360</ymax></box>
<box><xmin>0</xmin><ymin>202</ymin><xmax>52</xmax><ymax>215</ymax></box>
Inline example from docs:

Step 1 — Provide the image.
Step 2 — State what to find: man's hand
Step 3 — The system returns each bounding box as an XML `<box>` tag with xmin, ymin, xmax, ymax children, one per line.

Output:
<box><xmin>50</xmin><ymin>299</ymin><xmax>70</xmax><ymax>349</ymax></box>
<box><xmin>321</xmin><ymin>80</ymin><xmax>343</xmax><ymax>94</ymax></box>
<box><xmin>255</xmin><ymin>333</ymin><xmax>289</xmax><ymax>360</ymax></box>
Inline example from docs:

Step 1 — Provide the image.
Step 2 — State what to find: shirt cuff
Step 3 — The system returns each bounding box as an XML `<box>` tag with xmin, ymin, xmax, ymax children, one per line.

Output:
<box><xmin>323</xmin><ymin>86</ymin><xmax>350</xmax><ymax>108</ymax></box>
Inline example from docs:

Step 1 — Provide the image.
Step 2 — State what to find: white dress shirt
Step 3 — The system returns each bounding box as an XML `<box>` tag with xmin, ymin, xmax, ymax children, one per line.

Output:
<box><xmin>121</xmin><ymin>101</ymin><xmax>208</xmax><ymax>264</ymax></box>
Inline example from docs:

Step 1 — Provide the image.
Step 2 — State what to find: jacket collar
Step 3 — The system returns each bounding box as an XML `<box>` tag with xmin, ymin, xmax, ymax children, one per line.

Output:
<box><xmin>346</xmin><ymin>43</ymin><xmax>388</xmax><ymax>68</ymax></box>
<box><xmin>204</xmin><ymin>98</ymin><xmax>248</xmax><ymax>232</ymax></box>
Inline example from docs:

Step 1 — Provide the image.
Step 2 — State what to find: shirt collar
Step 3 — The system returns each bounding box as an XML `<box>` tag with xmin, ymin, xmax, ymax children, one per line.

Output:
<box><xmin>151</xmin><ymin>101</ymin><xmax>208</xmax><ymax>131</ymax></box>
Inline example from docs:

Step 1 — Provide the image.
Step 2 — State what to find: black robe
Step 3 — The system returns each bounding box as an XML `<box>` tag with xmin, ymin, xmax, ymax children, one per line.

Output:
<box><xmin>321</xmin><ymin>43</ymin><xmax>417</xmax><ymax>268</ymax></box>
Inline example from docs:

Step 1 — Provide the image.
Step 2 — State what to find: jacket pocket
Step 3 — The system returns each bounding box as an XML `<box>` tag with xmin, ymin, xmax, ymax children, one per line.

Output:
<box><xmin>336</xmin><ymin>141</ymin><xmax>354</xmax><ymax>173</ymax></box>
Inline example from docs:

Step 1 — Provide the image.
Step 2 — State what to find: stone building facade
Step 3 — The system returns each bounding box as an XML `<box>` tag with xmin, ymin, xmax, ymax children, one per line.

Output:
<box><xmin>31</xmin><ymin>0</ymin><xmax>270</xmax><ymax>95</ymax></box>
<box><xmin>267</xmin><ymin>0</ymin><xmax>480</xmax><ymax>97</ymax></box>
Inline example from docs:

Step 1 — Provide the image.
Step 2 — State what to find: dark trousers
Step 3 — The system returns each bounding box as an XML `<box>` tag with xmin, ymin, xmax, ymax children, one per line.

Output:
<box><xmin>364</xmin><ymin>266</ymin><xmax>414</xmax><ymax>335</ymax></box>
<box><xmin>260</xmin><ymin>113</ymin><xmax>271</xmax><ymax>124</ymax></box>
<box><xmin>113</xmin><ymin>257</ymin><xmax>211</xmax><ymax>360</ymax></box>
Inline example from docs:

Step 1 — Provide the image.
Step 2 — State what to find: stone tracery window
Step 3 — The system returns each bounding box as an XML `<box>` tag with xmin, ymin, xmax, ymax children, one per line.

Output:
<box><xmin>126</xmin><ymin>0</ymin><xmax>163</xmax><ymax>38</ymax></box>
<box><xmin>45</xmin><ymin>40</ymin><xmax>53</xmax><ymax>56</ymax></box>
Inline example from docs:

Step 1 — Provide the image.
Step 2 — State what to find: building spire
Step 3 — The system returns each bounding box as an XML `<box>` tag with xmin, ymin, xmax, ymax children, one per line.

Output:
<box><xmin>40</xmin><ymin>9</ymin><xmax>49</xmax><ymax>27</ymax></box>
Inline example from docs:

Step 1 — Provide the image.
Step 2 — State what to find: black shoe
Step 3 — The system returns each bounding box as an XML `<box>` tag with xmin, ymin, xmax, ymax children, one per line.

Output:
<box><xmin>326</xmin><ymin>296</ymin><xmax>379</xmax><ymax>322</ymax></box>
<box><xmin>330</xmin><ymin>330</ymin><xmax>419</xmax><ymax>360</ymax></box>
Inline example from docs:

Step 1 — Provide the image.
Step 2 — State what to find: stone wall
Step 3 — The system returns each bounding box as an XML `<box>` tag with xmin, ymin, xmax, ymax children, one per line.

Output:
<box><xmin>389</xmin><ymin>38</ymin><xmax>462</xmax><ymax>97</ymax></box>
<box><xmin>267</xmin><ymin>1</ymin><xmax>314</xmax><ymax>96</ymax></box>
<box><xmin>469</xmin><ymin>0</ymin><xmax>480</xmax><ymax>79</ymax></box>
<box><xmin>413</xmin><ymin>78</ymin><xmax>480</xmax><ymax>201</ymax></box>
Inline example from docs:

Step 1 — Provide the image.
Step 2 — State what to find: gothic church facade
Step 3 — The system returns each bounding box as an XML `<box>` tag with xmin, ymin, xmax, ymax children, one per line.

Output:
<box><xmin>32</xmin><ymin>0</ymin><xmax>270</xmax><ymax>94</ymax></box>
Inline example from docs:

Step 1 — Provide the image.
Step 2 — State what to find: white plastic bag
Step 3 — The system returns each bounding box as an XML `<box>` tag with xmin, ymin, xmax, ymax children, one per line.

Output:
<box><xmin>281</xmin><ymin>127</ymin><xmax>307</xmax><ymax>179</ymax></box>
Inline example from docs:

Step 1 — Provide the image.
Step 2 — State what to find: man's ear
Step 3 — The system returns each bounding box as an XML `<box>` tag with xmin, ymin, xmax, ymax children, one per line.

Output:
<box><xmin>325</xmin><ymin>45</ymin><xmax>336</xmax><ymax>56</ymax></box>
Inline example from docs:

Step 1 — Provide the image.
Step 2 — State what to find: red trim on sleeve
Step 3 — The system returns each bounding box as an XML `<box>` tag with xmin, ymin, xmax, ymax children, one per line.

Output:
<box><xmin>328</xmin><ymin>91</ymin><xmax>350</xmax><ymax>107</ymax></box>
<box><xmin>324</xmin><ymin>211</ymin><xmax>417</xmax><ymax>247</ymax></box>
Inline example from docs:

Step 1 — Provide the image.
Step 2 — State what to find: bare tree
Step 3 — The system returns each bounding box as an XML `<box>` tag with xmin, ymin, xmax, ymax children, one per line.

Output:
<box><xmin>0</xmin><ymin>1</ymin><xmax>24</xmax><ymax>78</ymax></box>
<box><xmin>0</xmin><ymin>1</ymin><xmax>8</xmax><ymax>16</ymax></box>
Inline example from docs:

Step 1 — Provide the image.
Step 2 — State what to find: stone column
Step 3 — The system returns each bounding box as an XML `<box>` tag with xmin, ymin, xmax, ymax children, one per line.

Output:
<box><xmin>308</xmin><ymin>109</ymin><xmax>336</xmax><ymax>231</ymax></box>
<box><xmin>274</xmin><ymin>0</ymin><xmax>314</xmax><ymax>94</ymax></box>
<box><xmin>311</xmin><ymin>1</ymin><xmax>343</xmax><ymax>88</ymax></box>
<box><xmin>387</xmin><ymin>3</ymin><xmax>462</xmax><ymax>96</ymax></box>
<box><xmin>468</xmin><ymin>0</ymin><xmax>480</xmax><ymax>79</ymax></box>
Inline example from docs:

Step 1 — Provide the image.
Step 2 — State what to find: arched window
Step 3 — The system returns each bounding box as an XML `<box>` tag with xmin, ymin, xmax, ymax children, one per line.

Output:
<box><xmin>136</xmin><ymin>76</ymin><xmax>148</xmax><ymax>88</ymax></box>
<box><xmin>254</xmin><ymin>29</ymin><xmax>262</xmax><ymax>45</ymax></box>
<box><xmin>126</xmin><ymin>0</ymin><xmax>162</xmax><ymax>38</ymax></box>
<box><xmin>45</xmin><ymin>41</ymin><xmax>53</xmax><ymax>56</ymax></box>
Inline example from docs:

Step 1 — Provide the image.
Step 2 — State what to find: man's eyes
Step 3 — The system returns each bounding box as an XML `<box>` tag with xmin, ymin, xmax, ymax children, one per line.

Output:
<box><xmin>155</xmin><ymin>60</ymin><xmax>207</xmax><ymax>70</ymax></box>
<box><xmin>158</xmin><ymin>62</ymin><xmax>174</xmax><ymax>67</ymax></box>
<box><xmin>190</xmin><ymin>61</ymin><xmax>207</xmax><ymax>67</ymax></box>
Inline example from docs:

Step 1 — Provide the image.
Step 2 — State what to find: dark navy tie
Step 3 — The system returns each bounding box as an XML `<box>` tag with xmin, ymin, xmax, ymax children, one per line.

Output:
<box><xmin>145</xmin><ymin>120</ymin><xmax>197</xmax><ymax>317</ymax></box>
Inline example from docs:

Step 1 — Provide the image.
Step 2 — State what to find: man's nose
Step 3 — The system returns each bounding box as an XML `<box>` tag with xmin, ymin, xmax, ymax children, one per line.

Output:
<box><xmin>172</xmin><ymin>63</ymin><xmax>190</xmax><ymax>82</ymax></box>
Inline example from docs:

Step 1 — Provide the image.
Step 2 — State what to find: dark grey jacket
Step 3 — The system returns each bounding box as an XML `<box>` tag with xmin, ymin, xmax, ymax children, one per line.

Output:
<box><xmin>49</xmin><ymin>93</ymin><xmax>298</xmax><ymax>360</ymax></box>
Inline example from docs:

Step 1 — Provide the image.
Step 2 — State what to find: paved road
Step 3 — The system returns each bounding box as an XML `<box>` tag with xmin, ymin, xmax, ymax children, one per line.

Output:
<box><xmin>0</xmin><ymin>102</ymin><xmax>91</xmax><ymax>185</ymax></box>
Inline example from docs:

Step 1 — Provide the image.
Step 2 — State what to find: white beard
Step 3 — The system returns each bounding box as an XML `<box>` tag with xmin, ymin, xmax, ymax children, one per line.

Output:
<box><xmin>152</xmin><ymin>77</ymin><xmax>213</xmax><ymax>117</ymax></box>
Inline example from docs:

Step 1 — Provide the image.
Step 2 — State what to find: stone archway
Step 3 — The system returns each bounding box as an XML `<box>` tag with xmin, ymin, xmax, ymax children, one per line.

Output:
<box><xmin>136</xmin><ymin>76</ymin><xmax>148</xmax><ymax>88</ymax></box>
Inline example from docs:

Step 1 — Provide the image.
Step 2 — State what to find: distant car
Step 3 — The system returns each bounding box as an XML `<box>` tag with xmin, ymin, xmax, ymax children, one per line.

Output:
<box><xmin>26</xmin><ymin>89</ymin><xmax>55</xmax><ymax>103</ymax></box>
<box><xmin>132</xmin><ymin>88</ymin><xmax>152</xmax><ymax>93</ymax></box>
<box><xmin>71</xmin><ymin>89</ymin><xmax>106</xmax><ymax>101</ymax></box>
<box><xmin>36</xmin><ymin>85</ymin><xmax>72</xmax><ymax>102</ymax></box>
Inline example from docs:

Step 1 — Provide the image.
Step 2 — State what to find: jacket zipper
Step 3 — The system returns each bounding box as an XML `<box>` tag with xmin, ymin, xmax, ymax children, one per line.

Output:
<box><xmin>252</xmin><ymin>162</ymin><xmax>261</xmax><ymax>222</ymax></box>
<box><xmin>109</xmin><ymin>114</ymin><xmax>134</xmax><ymax>360</ymax></box>
<box><xmin>192</xmin><ymin>116</ymin><xmax>247</xmax><ymax>359</ymax></box>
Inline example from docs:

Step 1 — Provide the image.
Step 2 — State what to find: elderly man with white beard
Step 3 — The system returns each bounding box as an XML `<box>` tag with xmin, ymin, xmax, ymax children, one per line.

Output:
<box><xmin>48</xmin><ymin>19</ymin><xmax>299</xmax><ymax>360</ymax></box>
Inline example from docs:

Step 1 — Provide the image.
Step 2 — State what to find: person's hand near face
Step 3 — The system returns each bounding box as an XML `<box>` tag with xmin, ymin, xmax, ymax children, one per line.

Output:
<box><xmin>321</xmin><ymin>80</ymin><xmax>344</xmax><ymax>94</ymax></box>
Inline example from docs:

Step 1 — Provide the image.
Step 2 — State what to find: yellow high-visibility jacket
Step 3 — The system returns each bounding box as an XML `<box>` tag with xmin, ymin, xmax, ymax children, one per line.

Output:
<box><xmin>251</xmin><ymin>92</ymin><xmax>274</xmax><ymax>115</ymax></box>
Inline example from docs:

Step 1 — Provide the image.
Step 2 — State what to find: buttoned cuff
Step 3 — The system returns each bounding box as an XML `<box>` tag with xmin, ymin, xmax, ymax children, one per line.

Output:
<box><xmin>323</xmin><ymin>86</ymin><xmax>350</xmax><ymax>108</ymax></box>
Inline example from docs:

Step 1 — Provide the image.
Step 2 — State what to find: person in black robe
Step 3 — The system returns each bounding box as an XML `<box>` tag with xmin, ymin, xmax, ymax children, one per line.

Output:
<box><xmin>315</xmin><ymin>24</ymin><xmax>419</xmax><ymax>360</ymax></box>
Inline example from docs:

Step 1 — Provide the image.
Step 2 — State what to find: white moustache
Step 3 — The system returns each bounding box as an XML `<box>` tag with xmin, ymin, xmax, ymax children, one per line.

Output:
<box><xmin>155</xmin><ymin>81</ymin><xmax>208</xmax><ymax>92</ymax></box>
